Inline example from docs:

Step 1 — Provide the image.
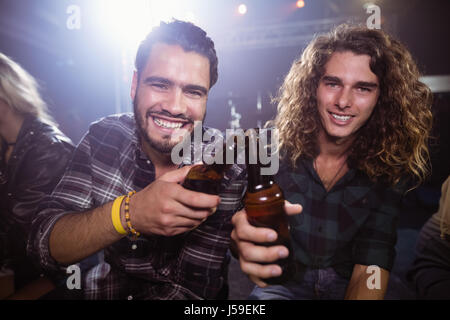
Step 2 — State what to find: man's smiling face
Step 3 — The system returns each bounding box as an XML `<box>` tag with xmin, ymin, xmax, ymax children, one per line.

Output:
<box><xmin>131</xmin><ymin>43</ymin><xmax>210</xmax><ymax>154</ymax></box>
<box><xmin>316</xmin><ymin>51</ymin><xmax>380</xmax><ymax>144</ymax></box>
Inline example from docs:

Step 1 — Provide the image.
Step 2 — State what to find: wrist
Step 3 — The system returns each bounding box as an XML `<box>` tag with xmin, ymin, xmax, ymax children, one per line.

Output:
<box><xmin>119</xmin><ymin>199</ymin><xmax>128</xmax><ymax>235</ymax></box>
<box><xmin>124</xmin><ymin>191</ymin><xmax>140</xmax><ymax>238</ymax></box>
<box><xmin>111</xmin><ymin>195</ymin><xmax>128</xmax><ymax>236</ymax></box>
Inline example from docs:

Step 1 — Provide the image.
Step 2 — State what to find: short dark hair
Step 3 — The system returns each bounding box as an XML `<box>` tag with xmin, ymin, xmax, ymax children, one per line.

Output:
<box><xmin>135</xmin><ymin>19</ymin><xmax>218</xmax><ymax>88</ymax></box>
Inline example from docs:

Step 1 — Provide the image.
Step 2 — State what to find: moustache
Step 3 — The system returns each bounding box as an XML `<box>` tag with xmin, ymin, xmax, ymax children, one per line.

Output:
<box><xmin>145</xmin><ymin>110</ymin><xmax>193</xmax><ymax>124</ymax></box>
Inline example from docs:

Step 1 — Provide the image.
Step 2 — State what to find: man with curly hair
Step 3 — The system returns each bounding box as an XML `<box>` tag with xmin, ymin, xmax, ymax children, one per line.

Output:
<box><xmin>231</xmin><ymin>24</ymin><xmax>433</xmax><ymax>299</ymax></box>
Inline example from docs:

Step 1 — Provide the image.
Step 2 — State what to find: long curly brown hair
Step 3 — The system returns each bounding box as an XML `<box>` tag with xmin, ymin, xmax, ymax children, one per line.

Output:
<box><xmin>272</xmin><ymin>24</ymin><xmax>433</xmax><ymax>187</ymax></box>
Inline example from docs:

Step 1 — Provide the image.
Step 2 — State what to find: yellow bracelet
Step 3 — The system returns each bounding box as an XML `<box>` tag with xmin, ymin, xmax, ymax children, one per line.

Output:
<box><xmin>111</xmin><ymin>195</ymin><xmax>128</xmax><ymax>235</ymax></box>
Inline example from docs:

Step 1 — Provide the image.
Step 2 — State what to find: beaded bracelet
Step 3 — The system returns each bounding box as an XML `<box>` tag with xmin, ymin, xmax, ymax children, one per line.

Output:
<box><xmin>124</xmin><ymin>190</ymin><xmax>140</xmax><ymax>238</ymax></box>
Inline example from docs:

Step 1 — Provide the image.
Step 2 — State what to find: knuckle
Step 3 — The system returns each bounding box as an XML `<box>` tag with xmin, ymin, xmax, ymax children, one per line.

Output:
<box><xmin>231</xmin><ymin>211</ymin><xmax>243</xmax><ymax>226</ymax></box>
<box><xmin>235</xmin><ymin>225</ymin><xmax>248</xmax><ymax>240</ymax></box>
<box><xmin>240</xmin><ymin>246</ymin><xmax>253</xmax><ymax>261</ymax></box>
<box><xmin>239</xmin><ymin>259</ymin><xmax>251</xmax><ymax>274</ymax></box>
<box><xmin>159</xmin><ymin>215</ymin><xmax>172</xmax><ymax>227</ymax></box>
<box><xmin>160</xmin><ymin>203</ymin><xmax>172</xmax><ymax>214</ymax></box>
<box><xmin>231</xmin><ymin>229</ymin><xmax>237</xmax><ymax>242</ymax></box>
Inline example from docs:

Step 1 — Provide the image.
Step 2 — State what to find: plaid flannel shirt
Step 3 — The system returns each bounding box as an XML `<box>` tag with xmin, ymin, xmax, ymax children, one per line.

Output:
<box><xmin>278</xmin><ymin>157</ymin><xmax>404</xmax><ymax>279</ymax></box>
<box><xmin>28</xmin><ymin>114</ymin><xmax>246</xmax><ymax>300</ymax></box>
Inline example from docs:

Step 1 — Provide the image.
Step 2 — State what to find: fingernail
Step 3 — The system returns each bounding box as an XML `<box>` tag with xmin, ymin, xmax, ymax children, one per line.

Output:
<box><xmin>271</xmin><ymin>268</ymin><xmax>281</xmax><ymax>276</ymax></box>
<box><xmin>267</xmin><ymin>232</ymin><xmax>277</xmax><ymax>242</ymax></box>
<box><xmin>278</xmin><ymin>249</ymin><xmax>288</xmax><ymax>258</ymax></box>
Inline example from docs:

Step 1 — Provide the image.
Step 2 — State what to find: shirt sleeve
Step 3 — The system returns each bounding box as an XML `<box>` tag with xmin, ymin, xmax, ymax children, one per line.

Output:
<box><xmin>11</xmin><ymin>141</ymin><xmax>73</xmax><ymax>234</ymax></box>
<box><xmin>351</xmin><ymin>185</ymin><xmax>403</xmax><ymax>271</ymax></box>
<box><xmin>27</xmin><ymin>133</ymin><xmax>95</xmax><ymax>272</ymax></box>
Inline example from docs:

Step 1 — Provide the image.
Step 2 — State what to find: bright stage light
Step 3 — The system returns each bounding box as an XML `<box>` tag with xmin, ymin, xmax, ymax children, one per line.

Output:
<box><xmin>98</xmin><ymin>0</ymin><xmax>198</xmax><ymax>50</ymax></box>
<box><xmin>238</xmin><ymin>4</ymin><xmax>247</xmax><ymax>15</ymax></box>
<box><xmin>296</xmin><ymin>0</ymin><xmax>305</xmax><ymax>8</ymax></box>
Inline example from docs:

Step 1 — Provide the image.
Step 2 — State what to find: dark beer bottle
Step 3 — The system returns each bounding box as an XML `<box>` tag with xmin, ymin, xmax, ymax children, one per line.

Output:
<box><xmin>182</xmin><ymin>136</ymin><xmax>236</xmax><ymax>195</ymax></box>
<box><xmin>244</xmin><ymin>130</ymin><xmax>296</xmax><ymax>285</ymax></box>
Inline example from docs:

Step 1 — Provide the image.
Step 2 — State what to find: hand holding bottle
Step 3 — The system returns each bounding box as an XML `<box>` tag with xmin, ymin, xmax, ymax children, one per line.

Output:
<box><xmin>231</xmin><ymin>201</ymin><xmax>302</xmax><ymax>288</ymax></box>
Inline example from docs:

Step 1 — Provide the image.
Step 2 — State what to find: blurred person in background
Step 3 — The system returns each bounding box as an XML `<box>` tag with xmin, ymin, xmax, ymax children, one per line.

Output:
<box><xmin>408</xmin><ymin>175</ymin><xmax>450</xmax><ymax>299</ymax></box>
<box><xmin>0</xmin><ymin>52</ymin><xmax>74</xmax><ymax>298</ymax></box>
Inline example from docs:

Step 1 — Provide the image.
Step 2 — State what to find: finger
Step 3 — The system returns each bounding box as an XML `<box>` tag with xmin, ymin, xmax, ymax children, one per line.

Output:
<box><xmin>159</xmin><ymin>165</ymin><xmax>195</xmax><ymax>183</ymax></box>
<box><xmin>239</xmin><ymin>258</ymin><xmax>283</xmax><ymax>282</ymax></box>
<box><xmin>232</xmin><ymin>210</ymin><xmax>278</xmax><ymax>244</ymax></box>
<box><xmin>249</xmin><ymin>275</ymin><xmax>269</xmax><ymax>288</ymax></box>
<box><xmin>238</xmin><ymin>240</ymin><xmax>289</xmax><ymax>264</ymax></box>
<box><xmin>161</xmin><ymin>200</ymin><xmax>213</xmax><ymax>222</ymax></box>
<box><xmin>175</xmin><ymin>184</ymin><xmax>221</xmax><ymax>209</ymax></box>
<box><xmin>157</xmin><ymin>225</ymin><xmax>198</xmax><ymax>237</ymax></box>
<box><xmin>284</xmin><ymin>201</ymin><xmax>302</xmax><ymax>216</ymax></box>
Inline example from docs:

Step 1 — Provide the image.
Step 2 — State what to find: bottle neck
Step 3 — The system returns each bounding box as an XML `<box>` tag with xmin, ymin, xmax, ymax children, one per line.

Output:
<box><xmin>247</xmin><ymin>163</ymin><xmax>275</xmax><ymax>192</ymax></box>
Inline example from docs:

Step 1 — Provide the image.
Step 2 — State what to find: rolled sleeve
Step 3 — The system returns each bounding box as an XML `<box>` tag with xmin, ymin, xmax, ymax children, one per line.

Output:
<box><xmin>27</xmin><ymin>134</ymin><xmax>94</xmax><ymax>272</ymax></box>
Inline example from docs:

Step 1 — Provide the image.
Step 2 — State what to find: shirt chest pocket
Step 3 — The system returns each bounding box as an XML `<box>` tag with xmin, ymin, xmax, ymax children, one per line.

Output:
<box><xmin>338</xmin><ymin>187</ymin><xmax>380</xmax><ymax>237</ymax></box>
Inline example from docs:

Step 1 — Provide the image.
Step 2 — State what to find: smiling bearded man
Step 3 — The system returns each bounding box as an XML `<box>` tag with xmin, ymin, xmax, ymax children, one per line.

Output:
<box><xmin>28</xmin><ymin>20</ymin><xmax>246</xmax><ymax>300</ymax></box>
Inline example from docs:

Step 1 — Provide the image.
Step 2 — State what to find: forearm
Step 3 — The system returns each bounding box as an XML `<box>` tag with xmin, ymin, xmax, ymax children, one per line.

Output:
<box><xmin>49</xmin><ymin>200</ymin><xmax>125</xmax><ymax>265</ymax></box>
<box><xmin>345</xmin><ymin>265</ymin><xmax>389</xmax><ymax>300</ymax></box>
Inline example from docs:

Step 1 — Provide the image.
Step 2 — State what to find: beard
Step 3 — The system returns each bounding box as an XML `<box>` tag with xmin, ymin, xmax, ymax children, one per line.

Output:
<box><xmin>133</xmin><ymin>98</ymin><xmax>174</xmax><ymax>154</ymax></box>
<box><xmin>133</xmin><ymin>96</ymin><xmax>205</xmax><ymax>155</ymax></box>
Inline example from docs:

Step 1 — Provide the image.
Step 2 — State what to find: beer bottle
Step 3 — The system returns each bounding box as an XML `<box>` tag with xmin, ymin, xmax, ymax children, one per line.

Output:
<box><xmin>182</xmin><ymin>136</ymin><xmax>237</xmax><ymax>195</ymax></box>
<box><xmin>244</xmin><ymin>129</ymin><xmax>296</xmax><ymax>285</ymax></box>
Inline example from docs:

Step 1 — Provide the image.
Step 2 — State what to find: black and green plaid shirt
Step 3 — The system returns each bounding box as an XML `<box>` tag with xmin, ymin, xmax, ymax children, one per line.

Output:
<box><xmin>278</xmin><ymin>157</ymin><xmax>404</xmax><ymax>279</ymax></box>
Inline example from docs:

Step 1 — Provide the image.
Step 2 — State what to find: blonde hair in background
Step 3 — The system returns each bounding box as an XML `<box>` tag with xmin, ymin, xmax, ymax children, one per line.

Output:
<box><xmin>0</xmin><ymin>52</ymin><xmax>55</xmax><ymax>126</ymax></box>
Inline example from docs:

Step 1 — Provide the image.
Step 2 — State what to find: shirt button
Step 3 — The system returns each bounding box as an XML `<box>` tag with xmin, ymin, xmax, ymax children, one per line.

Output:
<box><xmin>146</xmin><ymin>160</ymin><xmax>151</xmax><ymax>165</ymax></box>
<box><xmin>131</xmin><ymin>244</ymin><xmax>137</xmax><ymax>250</ymax></box>
<box><xmin>127</xmin><ymin>295</ymin><xmax>133</xmax><ymax>300</ymax></box>
<box><xmin>30</xmin><ymin>131</ymin><xmax>34</xmax><ymax>135</ymax></box>
<box><xmin>7</xmin><ymin>193</ymin><xmax>12</xmax><ymax>197</ymax></box>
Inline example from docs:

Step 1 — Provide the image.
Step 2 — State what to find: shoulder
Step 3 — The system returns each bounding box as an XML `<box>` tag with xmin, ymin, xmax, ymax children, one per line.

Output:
<box><xmin>88</xmin><ymin>113</ymin><xmax>135</xmax><ymax>137</ymax></box>
<box><xmin>85</xmin><ymin>113</ymin><xmax>136</xmax><ymax>147</ymax></box>
<box><xmin>20</xmin><ymin>118</ymin><xmax>74</xmax><ymax>158</ymax></box>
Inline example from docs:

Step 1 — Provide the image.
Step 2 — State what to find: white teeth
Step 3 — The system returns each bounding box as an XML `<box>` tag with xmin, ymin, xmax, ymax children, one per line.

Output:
<box><xmin>153</xmin><ymin>117</ymin><xmax>183</xmax><ymax>129</ymax></box>
<box><xmin>331</xmin><ymin>113</ymin><xmax>351</xmax><ymax>121</ymax></box>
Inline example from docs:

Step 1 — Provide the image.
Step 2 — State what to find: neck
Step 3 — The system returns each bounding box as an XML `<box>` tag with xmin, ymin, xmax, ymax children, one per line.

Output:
<box><xmin>0</xmin><ymin>110</ymin><xmax>25</xmax><ymax>144</ymax></box>
<box><xmin>316</xmin><ymin>129</ymin><xmax>354</xmax><ymax>160</ymax></box>
<box><xmin>142</xmin><ymin>141</ymin><xmax>177</xmax><ymax>179</ymax></box>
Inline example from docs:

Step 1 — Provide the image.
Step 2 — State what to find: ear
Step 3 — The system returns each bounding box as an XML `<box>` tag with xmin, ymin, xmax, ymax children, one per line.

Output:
<box><xmin>131</xmin><ymin>71</ymin><xmax>138</xmax><ymax>101</ymax></box>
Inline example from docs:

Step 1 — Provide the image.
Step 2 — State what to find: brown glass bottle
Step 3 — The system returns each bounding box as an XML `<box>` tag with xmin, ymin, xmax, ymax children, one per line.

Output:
<box><xmin>244</xmin><ymin>133</ymin><xmax>296</xmax><ymax>285</ymax></box>
<box><xmin>182</xmin><ymin>163</ymin><xmax>229</xmax><ymax>195</ymax></box>
<box><xmin>182</xmin><ymin>137</ymin><xmax>235</xmax><ymax>195</ymax></box>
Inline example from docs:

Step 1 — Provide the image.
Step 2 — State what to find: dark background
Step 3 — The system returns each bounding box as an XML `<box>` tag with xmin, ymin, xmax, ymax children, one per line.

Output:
<box><xmin>1</xmin><ymin>0</ymin><xmax>449</xmax><ymax>227</ymax></box>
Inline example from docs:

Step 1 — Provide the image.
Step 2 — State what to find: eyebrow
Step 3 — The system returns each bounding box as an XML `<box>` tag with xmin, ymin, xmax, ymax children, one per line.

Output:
<box><xmin>184</xmin><ymin>84</ymin><xmax>208</xmax><ymax>95</ymax></box>
<box><xmin>143</xmin><ymin>76</ymin><xmax>172</xmax><ymax>86</ymax></box>
<box><xmin>143</xmin><ymin>76</ymin><xmax>208</xmax><ymax>95</ymax></box>
<box><xmin>322</xmin><ymin>75</ymin><xmax>378</xmax><ymax>88</ymax></box>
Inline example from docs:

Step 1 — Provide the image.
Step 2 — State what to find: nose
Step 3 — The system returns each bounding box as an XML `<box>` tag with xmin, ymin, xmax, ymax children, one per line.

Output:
<box><xmin>163</xmin><ymin>88</ymin><xmax>187</xmax><ymax>116</ymax></box>
<box><xmin>336</xmin><ymin>87</ymin><xmax>352</xmax><ymax>110</ymax></box>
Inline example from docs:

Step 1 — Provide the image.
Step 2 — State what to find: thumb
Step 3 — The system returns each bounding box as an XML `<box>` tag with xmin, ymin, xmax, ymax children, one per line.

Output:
<box><xmin>284</xmin><ymin>200</ymin><xmax>302</xmax><ymax>216</ymax></box>
<box><xmin>159</xmin><ymin>165</ymin><xmax>195</xmax><ymax>183</ymax></box>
